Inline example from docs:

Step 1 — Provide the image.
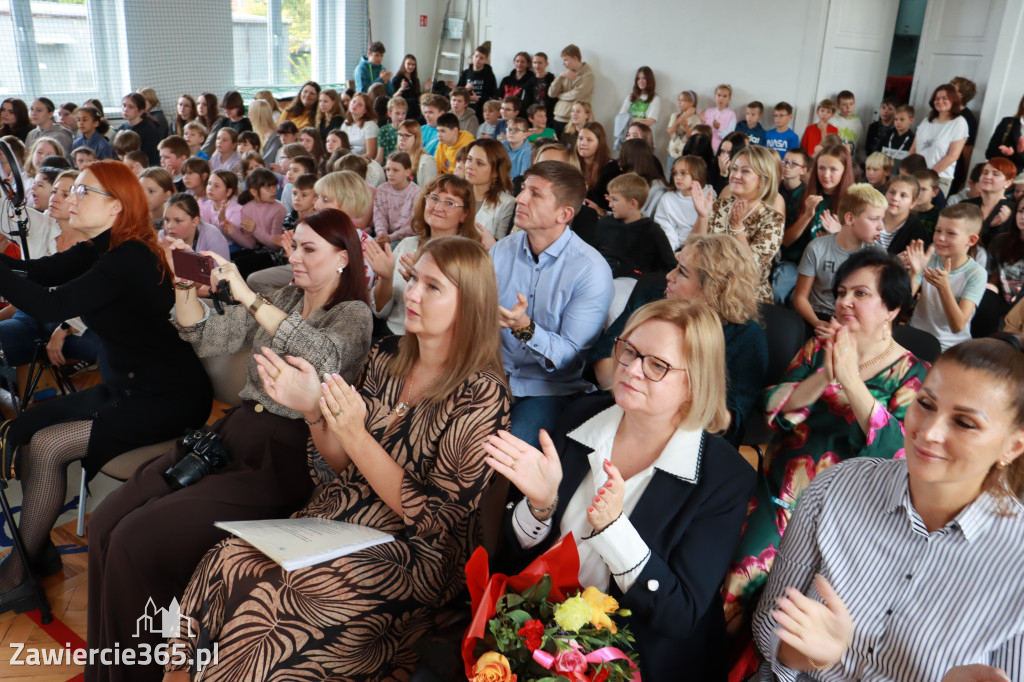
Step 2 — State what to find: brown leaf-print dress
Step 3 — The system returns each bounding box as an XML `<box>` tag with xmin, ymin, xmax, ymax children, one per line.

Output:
<box><xmin>166</xmin><ymin>336</ymin><xmax>511</xmax><ymax>680</ymax></box>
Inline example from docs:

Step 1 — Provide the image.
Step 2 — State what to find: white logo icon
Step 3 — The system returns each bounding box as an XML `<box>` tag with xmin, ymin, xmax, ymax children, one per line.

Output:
<box><xmin>133</xmin><ymin>597</ymin><xmax>195</xmax><ymax>639</ymax></box>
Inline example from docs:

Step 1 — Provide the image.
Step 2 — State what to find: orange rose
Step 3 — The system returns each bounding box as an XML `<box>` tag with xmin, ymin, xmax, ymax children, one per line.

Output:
<box><xmin>471</xmin><ymin>651</ymin><xmax>517</xmax><ymax>682</ymax></box>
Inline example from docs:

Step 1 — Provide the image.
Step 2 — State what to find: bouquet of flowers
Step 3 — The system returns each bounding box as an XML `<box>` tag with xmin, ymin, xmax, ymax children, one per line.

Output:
<box><xmin>463</xmin><ymin>534</ymin><xmax>641</xmax><ymax>682</ymax></box>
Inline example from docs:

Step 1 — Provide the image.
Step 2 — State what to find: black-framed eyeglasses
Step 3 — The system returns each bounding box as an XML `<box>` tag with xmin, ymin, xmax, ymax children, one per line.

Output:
<box><xmin>71</xmin><ymin>184</ymin><xmax>113</xmax><ymax>199</ymax></box>
<box><xmin>613</xmin><ymin>338</ymin><xmax>687</xmax><ymax>382</ymax></box>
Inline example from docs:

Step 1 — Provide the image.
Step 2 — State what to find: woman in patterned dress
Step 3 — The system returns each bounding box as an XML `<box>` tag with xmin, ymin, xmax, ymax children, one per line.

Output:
<box><xmin>692</xmin><ymin>144</ymin><xmax>785</xmax><ymax>303</ymax></box>
<box><xmin>164</xmin><ymin>236</ymin><xmax>511</xmax><ymax>681</ymax></box>
<box><xmin>723</xmin><ymin>250</ymin><xmax>929</xmax><ymax>633</ymax></box>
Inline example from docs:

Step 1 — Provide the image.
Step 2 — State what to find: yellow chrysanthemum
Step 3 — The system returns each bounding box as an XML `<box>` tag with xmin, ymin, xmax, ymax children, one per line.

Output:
<box><xmin>553</xmin><ymin>596</ymin><xmax>593</xmax><ymax>632</ymax></box>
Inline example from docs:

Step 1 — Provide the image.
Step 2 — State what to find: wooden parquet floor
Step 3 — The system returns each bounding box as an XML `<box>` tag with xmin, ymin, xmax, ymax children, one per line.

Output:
<box><xmin>0</xmin><ymin>387</ymin><xmax>235</xmax><ymax>682</ymax></box>
<box><xmin>0</xmin><ymin>521</ymin><xmax>89</xmax><ymax>681</ymax></box>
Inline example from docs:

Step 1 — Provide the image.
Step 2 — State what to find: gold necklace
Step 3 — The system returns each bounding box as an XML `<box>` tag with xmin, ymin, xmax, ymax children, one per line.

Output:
<box><xmin>391</xmin><ymin>369</ymin><xmax>418</xmax><ymax>417</ymax></box>
<box><xmin>858</xmin><ymin>339</ymin><xmax>896</xmax><ymax>372</ymax></box>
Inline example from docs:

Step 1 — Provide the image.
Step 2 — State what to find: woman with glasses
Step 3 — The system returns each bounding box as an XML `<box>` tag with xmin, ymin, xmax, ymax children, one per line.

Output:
<box><xmin>588</xmin><ymin>233</ymin><xmax>767</xmax><ymax>448</ymax></box>
<box><xmin>0</xmin><ymin>161</ymin><xmax>212</xmax><ymax>612</ymax></box>
<box><xmin>692</xmin><ymin>144</ymin><xmax>785</xmax><ymax>303</ymax></box>
<box><xmin>364</xmin><ymin>174</ymin><xmax>479</xmax><ymax>337</ymax></box>
<box><xmin>721</xmin><ymin>249</ymin><xmax>928</xmax><ymax>668</ymax></box>
<box><xmin>488</xmin><ymin>299</ymin><xmax>756</xmax><ymax>682</ymax></box>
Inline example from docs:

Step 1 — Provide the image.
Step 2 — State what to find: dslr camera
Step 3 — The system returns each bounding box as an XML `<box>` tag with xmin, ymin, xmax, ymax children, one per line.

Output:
<box><xmin>162</xmin><ymin>430</ymin><xmax>231</xmax><ymax>490</ymax></box>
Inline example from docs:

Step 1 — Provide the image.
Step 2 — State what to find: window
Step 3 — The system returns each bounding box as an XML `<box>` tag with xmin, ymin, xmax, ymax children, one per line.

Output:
<box><xmin>0</xmin><ymin>0</ymin><xmax>125</xmax><ymax>106</ymax></box>
<box><xmin>231</xmin><ymin>0</ymin><xmax>311</xmax><ymax>87</ymax></box>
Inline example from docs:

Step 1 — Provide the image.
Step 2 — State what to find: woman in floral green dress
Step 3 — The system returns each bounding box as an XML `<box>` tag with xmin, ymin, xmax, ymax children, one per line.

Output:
<box><xmin>723</xmin><ymin>250</ymin><xmax>929</xmax><ymax>630</ymax></box>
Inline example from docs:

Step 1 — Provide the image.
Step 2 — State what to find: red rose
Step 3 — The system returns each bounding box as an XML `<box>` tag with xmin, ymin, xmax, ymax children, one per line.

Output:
<box><xmin>517</xmin><ymin>619</ymin><xmax>545</xmax><ymax>652</ymax></box>
<box><xmin>591</xmin><ymin>667</ymin><xmax>611</xmax><ymax>682</ymax></box>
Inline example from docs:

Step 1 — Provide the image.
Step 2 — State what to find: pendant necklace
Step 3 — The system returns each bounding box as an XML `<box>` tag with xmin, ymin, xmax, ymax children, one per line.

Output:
<box><xmin>392</xmin><ymin>369</ymin><xmax>419</xmax><ymax>417</ymax></box>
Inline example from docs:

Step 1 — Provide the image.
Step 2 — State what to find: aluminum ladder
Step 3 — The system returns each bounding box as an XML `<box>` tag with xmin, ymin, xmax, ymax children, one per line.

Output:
<box><xmin>431</xmin><ymin>0</ymin><xmax>470</xmax><ymax>88</ymax></box>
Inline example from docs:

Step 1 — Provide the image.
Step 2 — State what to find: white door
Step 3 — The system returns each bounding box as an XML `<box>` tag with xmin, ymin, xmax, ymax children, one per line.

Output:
<box><xmin>813</xmin><ymin>0</ymin><xmax>900</xmax><ymax>133</ymax></box>
<box><xmin>910</xmin><ymin>0</ymin><xmax>1007</xmax><ymax>122</ymax></box>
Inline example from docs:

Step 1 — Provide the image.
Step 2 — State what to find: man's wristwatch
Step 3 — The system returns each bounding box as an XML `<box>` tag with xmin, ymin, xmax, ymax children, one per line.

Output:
<box><xmin>248</xmin><ymin>293</ymin><xmax>272</xmax><ymax>316</ymax></box>
<box><xmin>512</xmin><ymin>319</ymin><xmax>535</xmax><ymax>343</ymax></box>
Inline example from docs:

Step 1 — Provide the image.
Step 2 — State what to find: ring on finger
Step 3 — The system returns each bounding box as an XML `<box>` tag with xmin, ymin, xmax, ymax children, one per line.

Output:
<box><xmin>333</xmin><ymin>409</ymin><xmax>343</xmax><ymax>417</ymax></box>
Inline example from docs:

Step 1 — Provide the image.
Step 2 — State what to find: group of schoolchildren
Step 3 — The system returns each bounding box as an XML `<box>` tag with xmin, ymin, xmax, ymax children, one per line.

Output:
<box><xmin>3</xmin><ymin>40</ymin><xmax>1021</xmax><ymax>368</ymax></box>
<box><xmin>654</xmin><ymin>79</ymin><xmax>1022</xmax><ymax>352</ymax></box>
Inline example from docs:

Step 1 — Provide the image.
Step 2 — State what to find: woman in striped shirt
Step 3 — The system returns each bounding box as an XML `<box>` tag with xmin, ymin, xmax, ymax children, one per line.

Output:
<box><xmin>755</xmin><ymin>334</ymin><xmax>1024</xmax><ymax>682</ymax></box>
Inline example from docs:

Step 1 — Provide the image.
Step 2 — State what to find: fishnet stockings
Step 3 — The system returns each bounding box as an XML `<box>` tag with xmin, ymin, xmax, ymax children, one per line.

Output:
<box><xmin>0</xmin><ymin>420</ymin><xmax>91</xmax><ymax>592</ymax></box>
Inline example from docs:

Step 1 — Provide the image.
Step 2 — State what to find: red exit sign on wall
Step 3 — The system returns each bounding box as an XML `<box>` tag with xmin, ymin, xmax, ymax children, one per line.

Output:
<box><xmin>419</xmin><ymin>15</ymin><xmax>427</xmax><ymax>27</ymax></box>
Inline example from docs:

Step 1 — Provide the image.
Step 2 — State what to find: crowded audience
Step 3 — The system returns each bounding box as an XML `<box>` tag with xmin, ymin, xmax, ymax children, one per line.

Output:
<box><xmin>0</xmin><ymin>39</ymin><xmax>1021</xmax><ymax>682</ymax></box>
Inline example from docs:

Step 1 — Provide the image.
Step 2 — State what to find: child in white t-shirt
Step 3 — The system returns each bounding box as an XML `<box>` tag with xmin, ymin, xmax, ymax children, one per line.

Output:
<box><xmin>654</xmin><ymin>155</ymin><xmax>715</xmax><ymax>251</ymax></box>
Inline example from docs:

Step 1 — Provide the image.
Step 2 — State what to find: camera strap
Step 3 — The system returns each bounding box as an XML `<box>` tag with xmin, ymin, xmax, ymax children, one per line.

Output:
<box><xmin>0</xmin><ymin>420</ymin><xmax>21</xmax><ymax>482</ymax></box>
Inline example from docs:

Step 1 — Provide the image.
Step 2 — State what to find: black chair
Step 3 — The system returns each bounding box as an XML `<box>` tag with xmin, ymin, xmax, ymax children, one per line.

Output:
<box><xmin>740</xmin><ymin>304</ymin><xmax>808</xmax><ymax>469</ymax></box>
<box><xmin>892</xmin><ymin>324</ymin><xmax>941</xmax><ymax>364</ymax></box>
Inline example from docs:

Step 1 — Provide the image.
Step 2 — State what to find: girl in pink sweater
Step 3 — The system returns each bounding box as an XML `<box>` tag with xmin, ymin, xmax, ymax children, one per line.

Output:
<box><xmin>232</xmin><ymin>167</ymin><xmax>288</xmax><ymax>277</ymax></box>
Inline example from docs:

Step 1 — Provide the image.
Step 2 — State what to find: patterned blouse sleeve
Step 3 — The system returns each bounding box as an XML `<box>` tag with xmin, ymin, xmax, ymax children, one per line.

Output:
<box><xmin>846</xmin><ymin>355</ymin><xmax>929</xmax><ymax>458</ymax></box>
<box><xmin>174</xmin><ymin>298</ymin><xmax>254</xmax><ymax>358</ymax></box>
<box><xmin>400</xmin><ymin>373</ymin><xmax>511</xmax><ymax>541</ymax></box>
<box><xmin>745</xmin><ymin>208</ymin><xmax>785</xmax><ymax>281</ymax></box>
<box><xmin>270</xmin><ymin>299</ymin><xmax>373</xmax><ymax>382</ymax></box>
<box><xmin>765</xmin><ymin>338</ymin><xmax>823</xmax><ymax>431</ymax></box>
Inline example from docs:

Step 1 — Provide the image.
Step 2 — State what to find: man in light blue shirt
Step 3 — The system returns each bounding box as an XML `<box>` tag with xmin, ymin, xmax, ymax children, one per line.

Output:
<box><xmin>490</xmin><ymin>161</ymin><xmax>614</xmax><ymax>448</ymax></box>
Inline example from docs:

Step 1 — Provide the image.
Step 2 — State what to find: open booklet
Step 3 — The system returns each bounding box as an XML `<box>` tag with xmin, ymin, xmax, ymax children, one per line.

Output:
<box><xmin>215</xmin><ymin>518</ymin><xmax>394</xmax><ymax>572</ymax></box>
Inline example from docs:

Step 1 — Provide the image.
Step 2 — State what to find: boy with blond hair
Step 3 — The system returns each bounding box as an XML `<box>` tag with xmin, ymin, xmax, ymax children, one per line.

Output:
<box><xmin>576</xmin><ymin>172</ymin><xmax>675</xmax><ymax>279</ymax></box>
<box><xmin>793</xmin><ymin>183</ymin><xmax>887</xmax><ymax>331</ymax></box>
<box><xmin>183</xmin><ymin>121</ymin><xmax>209</xmax><ymax>160</ymax></box>
<box><xmin>478</xmin><ymin>100</ymin><xmax>501</xmax><ymax>139</ymax></box>
<box><xmin>377</xmin><ymin>95</ymin><xmax>407</xmax><ymax>161</ymax></box>
<box><xmin>864</xmin><ymin>152</ymin><xmax>894</xmax><ymax>189</ymax></box>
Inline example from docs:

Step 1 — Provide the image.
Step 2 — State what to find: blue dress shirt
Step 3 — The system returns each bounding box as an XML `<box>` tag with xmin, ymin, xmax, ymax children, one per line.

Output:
<box><xmin>490</xmin><ymin>228</ymin><xmax>613</xmax><ymax>397</ymax></box>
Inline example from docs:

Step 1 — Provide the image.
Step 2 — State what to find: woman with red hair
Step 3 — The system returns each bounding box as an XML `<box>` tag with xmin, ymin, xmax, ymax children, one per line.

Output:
<box><xmin>0</xmin><ymin>160</ymin><xmax>212</xmax><ymax>612</ymax></box>
<box><xmin>963</xmin><ymin>156</ymin><xmax>1018</xmax><ymax>246</ymax></box>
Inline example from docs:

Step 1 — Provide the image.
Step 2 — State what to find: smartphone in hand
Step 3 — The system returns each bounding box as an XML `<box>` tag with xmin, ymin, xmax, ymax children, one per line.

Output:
<box><xmin>171</xmin><ymin>250</ymin><xmax>216</xmax><ymax>286</ymax></box>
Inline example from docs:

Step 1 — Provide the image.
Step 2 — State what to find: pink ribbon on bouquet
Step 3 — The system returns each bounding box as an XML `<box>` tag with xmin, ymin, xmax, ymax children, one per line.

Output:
<box><xmin>532</xmin><ymin>645</ymin><xmax>641</xmax><ymax>682</ymax></box>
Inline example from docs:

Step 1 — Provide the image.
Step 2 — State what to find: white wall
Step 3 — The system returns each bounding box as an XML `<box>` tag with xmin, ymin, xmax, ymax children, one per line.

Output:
<box><xmin>376</xmin><ymin>0</ymin><xmax>1024</xmax><ymax>170</ymax></box>
<box><xmin>484</xmin><ymin>0</ymin><xmax>831</xmax><ymax>153</ymax></box>
<box><xmin>368</xmin><ymin>0</ymin><xmax>445</xmax><ymax>85</ymax></box>
<box><xmin>975</xmin><ymin>1</ymin><xmax>1024</xmax><ymax>163</ymax></box>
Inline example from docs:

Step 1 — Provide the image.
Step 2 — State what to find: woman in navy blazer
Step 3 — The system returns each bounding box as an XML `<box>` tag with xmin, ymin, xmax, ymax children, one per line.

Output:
<box><xmin>485</xmin><ymin>299</ymin><xmax>755</xmax><ymax>682</ymax></box>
